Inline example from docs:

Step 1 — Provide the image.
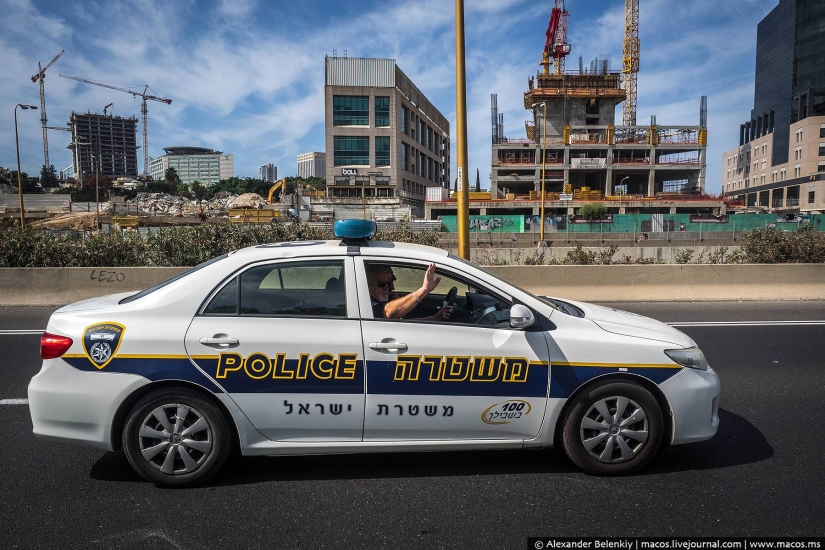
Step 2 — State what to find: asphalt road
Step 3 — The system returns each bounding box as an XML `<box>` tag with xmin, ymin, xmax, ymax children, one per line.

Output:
<box><xmin>1</xmin><ymin>302</ymin><xmax>823</xmax><ymax>549</ymax></box>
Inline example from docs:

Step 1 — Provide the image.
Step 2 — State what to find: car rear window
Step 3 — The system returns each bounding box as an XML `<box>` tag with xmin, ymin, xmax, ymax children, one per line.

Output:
<box><xmin>119</xmin><ymin>254</ymin><xmax>229</xmax><ymax>304</ymax></box>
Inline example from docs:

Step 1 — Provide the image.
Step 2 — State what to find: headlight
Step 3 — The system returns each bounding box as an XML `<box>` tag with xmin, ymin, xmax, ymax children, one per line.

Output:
<box><xmin>664</xmin><ymin>347</ymin><xmax>708</xmax><ymax>371</ymax></box>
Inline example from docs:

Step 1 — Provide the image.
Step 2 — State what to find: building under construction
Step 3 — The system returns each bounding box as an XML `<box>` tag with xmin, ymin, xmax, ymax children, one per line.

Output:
<box><xmin>68</xmin><ymin>112</ymin><xmax>139</xmax><ymax>181</ymax></box>
<box><xmin>489</xmin><ymin>64</ymin><xmax>708</xmax><ymax>202</ymax></box>
<box><xmin>426</xmin><ymin>0</ymin><xmax>722</xmax><ymax>225</ymax></box>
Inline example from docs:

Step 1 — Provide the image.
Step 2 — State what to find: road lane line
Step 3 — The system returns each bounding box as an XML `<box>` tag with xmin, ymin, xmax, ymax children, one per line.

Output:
<box><xmin>0</xmin><ymin>399</ymin><xmax>28</xmax><ymax>405</ymax></box>
<box><xmin>668</xmin><ymin>321</ymin><xmax>825</xmax><ymax>327</ymax></box>
<box><xmin>0</xmin><ymin>330</ymin><xmax>44</xmax><ymax>335</ymax></box>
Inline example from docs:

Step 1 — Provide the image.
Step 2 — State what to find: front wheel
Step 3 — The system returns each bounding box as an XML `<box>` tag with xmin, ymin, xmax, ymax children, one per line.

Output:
<box><xmin>123</xmin><ymin>388</ymin><xmax>233</xmax><ymax>487</ymax></box>
<box><xmin>562</xmin><ymin>379</ymin><xmax>663</xmax><ymax>475</ymax></box>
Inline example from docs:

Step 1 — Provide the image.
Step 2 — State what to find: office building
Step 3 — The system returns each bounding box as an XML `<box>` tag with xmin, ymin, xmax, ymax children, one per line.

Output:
<box><xmin>260</xmin><ymin>163</ymin><xmax>277</xmax><ymax>183</ymax></box>
<box><xmin>149</xmin><ymin>147</ymin><xmax>234</xmax><ymax>185</ymax></box>
<box><xmin>297</xmin><ymin>152</ymin><xmax>326</xmax><ymax>179</ymax></box>
<box><xmin>723</xmin><ymin>0</ymin><xmax>825</xmax><ymax>213</ymax></box>
<box><xmin>323</xmin><ymin>56</ymin><xmax>450</xmax><ymax>216</ymax></box>
<box><xmin>68</xmin><ymin>112</ymin><xmax>139</xmax><ymax>182</ymax></box>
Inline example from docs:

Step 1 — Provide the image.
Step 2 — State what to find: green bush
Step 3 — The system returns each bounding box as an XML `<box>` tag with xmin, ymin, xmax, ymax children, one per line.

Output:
<box><xmin>577</xmin><ymin>203</ymin><xmax>608</xmax><ymax>222</ymax></box>
<box><xmin>742</xmin><ymin>226</ymin><xmax>825</xmax><ymax>263</ymax></box>
<box><xmin>0</xmin><ymin>221</ymin><xmax>440</xmax><ymax>267</ymax></box>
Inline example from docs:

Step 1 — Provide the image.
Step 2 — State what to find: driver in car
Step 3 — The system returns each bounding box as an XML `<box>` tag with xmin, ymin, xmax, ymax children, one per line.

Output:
<box><xmin>368</xmin><ymin>263</ymin><xmax>453</xmax><ymax>321</ymax></box>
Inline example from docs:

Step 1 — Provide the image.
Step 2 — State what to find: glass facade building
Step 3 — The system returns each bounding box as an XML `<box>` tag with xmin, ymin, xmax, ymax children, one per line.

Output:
<box><xmin>744</xmin><ymin>0</ymin><xmax>825</xmax><ymax>166</ymax></box>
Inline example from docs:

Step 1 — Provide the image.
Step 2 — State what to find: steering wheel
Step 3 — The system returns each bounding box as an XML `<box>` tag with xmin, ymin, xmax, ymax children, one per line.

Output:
<box><xmin>443</xmin><ymin>286</ymin><xmax>458</xmax><ymax>309</ymax></box>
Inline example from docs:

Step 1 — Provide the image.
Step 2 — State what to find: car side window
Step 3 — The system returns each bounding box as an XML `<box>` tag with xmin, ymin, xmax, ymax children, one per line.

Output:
<box><xmin>365</xmin><ymin>261</ymin><xmax>510</xmax><ymax>326</ymax></box>
<box><xmin>204</xmin><ymin>260</ymin><xmax>346</xmax><ymax>317</ymax></box>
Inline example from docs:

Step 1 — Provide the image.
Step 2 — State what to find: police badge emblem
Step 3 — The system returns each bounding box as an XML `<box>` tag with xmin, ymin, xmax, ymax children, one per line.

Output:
<box><xmin>81</xmin><ymin>322</ymin><xmax>126</xmax><ymax>369</ymax></box>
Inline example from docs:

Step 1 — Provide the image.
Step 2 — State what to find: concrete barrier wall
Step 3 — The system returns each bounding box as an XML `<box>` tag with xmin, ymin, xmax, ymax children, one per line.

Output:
<box><xmin>1</xmin><ymin>265</ymin><xmax>823</xmax><ymax>306</ymax></box>
<box><xmin>484</xmin><ymin>264</ymin><xmax>825</xmax><ymax>302</ymax></box>
<box><xmin>0</xmin><ymin>268</ymin><xmax>188</xmax><ymax>306</ymax></box>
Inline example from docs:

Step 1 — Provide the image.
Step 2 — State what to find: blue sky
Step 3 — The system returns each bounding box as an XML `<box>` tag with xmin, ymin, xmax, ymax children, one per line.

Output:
<box><xmin>1</xmin><ymin>0</ymin><xmax>778</xmax><ymax>194</ymax></box>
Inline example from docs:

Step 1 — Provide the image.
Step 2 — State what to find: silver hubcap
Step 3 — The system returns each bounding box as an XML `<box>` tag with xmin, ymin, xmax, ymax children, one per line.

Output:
<box><xmin>580</xmin><ymin>396</ymin><xmax>649</xmax><ymax>464</ymax></box>
<box><xmin>138</xmin><ymin>403</ymin><xmax>213</xmax><ymax>475</ymax></box>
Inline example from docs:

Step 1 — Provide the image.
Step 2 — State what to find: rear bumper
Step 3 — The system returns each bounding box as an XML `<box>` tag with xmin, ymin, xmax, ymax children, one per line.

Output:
<box><xmin>660</xmin><ymin>365</ymin><xmax>721</xmax><ymax>445</ymax></box>
<box><xmin>28</xmin><ymin>358</ymin><xmax>149</xmax><ymax>451</ymax></box>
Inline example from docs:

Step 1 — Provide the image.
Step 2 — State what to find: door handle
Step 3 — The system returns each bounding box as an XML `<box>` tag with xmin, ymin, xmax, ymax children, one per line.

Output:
<box><xmin>199</xmin><ymin>336</ymin><xmax>239</xmax><ymax>348</ymax></box>
<box><xmin>369</xmin><ymin>341</ymin><xmax>408</xmax><ymax>352</ymax></box>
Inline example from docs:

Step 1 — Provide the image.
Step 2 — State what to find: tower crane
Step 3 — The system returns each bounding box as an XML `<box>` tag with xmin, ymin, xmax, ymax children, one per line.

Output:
<box><xmin>622</xmin><ymin>0</ymin><xmax>640</xmax><ymax>126</ymax></box>
<box><xmin>540</xmin><ymin>0</ymin><xmax>570</xmax><ymax>75</ymax></box>
<box><xmin>58</xmin><ymin>74</ymin><xmax>172</xmax><ymax>176</ymax></box>
<box><xmin>103</xmin><ymin>103</ymin><xmax>113</xmax><ymax>116</ymax></box>
<box><xmin>31</xmin><ymin>49</ymin><xmax>65</xmax><ymax>169</ymax></box>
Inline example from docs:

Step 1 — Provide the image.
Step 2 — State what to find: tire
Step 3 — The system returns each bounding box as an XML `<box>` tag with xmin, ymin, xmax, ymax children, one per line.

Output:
<box><xmin>562</xmin><ymin>379</ymin><xmax>663</xmax><ymax>475</ymax></box>
<box><xmin>122</xmin><ymin>388</ymin><xmax>233</xmax><ymax>487</ymax></box>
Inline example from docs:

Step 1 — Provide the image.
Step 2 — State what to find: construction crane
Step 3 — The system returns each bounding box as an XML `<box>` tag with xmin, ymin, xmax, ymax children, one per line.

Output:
<box><xmin>540</xmin><ymin>0</ymin><xmax>570</xmax><ymax>75</ymax></box>
<box><xmin>622</xmin><ymin>0</ymin><xmax>640</xmax><ymax>126</ymax></box>
<box><xmin>31</xmin><ymin>50</ymin><xmax>65</xmax><ymax>169</ymax></box>
<box><xmin>103</xmin><ymin>103</ymin><xmax>113</xmax><ymax>116</ymax></box>
<box><xmin>59</xmin><ymin>73</ymin><xmax>172</xmax><ymax>176</ymax></box>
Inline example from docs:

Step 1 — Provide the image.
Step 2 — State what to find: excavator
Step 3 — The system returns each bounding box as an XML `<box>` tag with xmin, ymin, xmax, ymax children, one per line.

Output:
<box><xmin>267</xmin><ymin>177</ymin><xmax>323</xmax><ymax>203</ymax></box>
<box><xmin>266</xmin><ymin>177</ymin><xmax>288</xmax><ymax>203</ymax></box>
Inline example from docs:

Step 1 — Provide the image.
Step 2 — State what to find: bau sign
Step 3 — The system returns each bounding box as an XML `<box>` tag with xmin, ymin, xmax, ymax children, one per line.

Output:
<box><xmin>342</xmin><ymin>168</ymin><xmax>358</xmax><ymax>176</ymax></box>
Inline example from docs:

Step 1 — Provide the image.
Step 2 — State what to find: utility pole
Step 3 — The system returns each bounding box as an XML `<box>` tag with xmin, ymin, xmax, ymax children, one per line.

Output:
<box><xmin>455</xmin><ymin>0</ymin><xmax>470</xmax><ymax>259</ymax></box>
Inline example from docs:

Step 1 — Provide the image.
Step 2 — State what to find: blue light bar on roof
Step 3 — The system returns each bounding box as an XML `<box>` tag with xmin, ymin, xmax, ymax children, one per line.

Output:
<box><xmin>333</xmin><ymin>219</ymin><xmax>376</xmax><ymax>240</ymax></box>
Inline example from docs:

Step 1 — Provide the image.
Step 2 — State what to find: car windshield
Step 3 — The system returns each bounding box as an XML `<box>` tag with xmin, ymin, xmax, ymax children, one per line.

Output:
<box><xmin>119</xmin><ymin>254</ymin><xmax>229</xmax><ymax>304</ymax></box>
<box><xmin>446</xmin><ymin>253</ymin><xmax>584</xmax><ymax>316</ymax></box>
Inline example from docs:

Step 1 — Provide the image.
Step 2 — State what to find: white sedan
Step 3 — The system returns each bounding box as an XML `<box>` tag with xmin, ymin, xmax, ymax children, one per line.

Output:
<box><xmin>29</xmin><ymin>220</ymin><xmax>720</xmax><ymax>487</ymax></box>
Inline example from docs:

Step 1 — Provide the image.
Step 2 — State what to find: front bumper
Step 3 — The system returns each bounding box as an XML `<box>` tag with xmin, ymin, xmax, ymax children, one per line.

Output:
<box><xmin>28</xmin><ymin>358</ymin><xmax>149</xmax><ymax>451</ymax></box>
<box><xmin>660</xmin><ymin>365</ymin><xmax>721</xmax><ymax>445</ymax></box>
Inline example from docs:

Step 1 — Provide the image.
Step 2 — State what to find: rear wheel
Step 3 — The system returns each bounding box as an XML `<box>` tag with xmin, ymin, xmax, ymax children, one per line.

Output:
<box><xmin>562</xmin><ymin>379</ymin><xmax>663</xmax><ymax>475</ymax></box>
<box><xmin>123</xmin><ymin>388</ymin><xmax>233</xmax><ymax>487</ymax></box>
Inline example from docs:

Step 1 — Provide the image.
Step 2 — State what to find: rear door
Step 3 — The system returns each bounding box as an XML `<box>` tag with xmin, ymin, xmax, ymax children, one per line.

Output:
<box><xmin>184</xmin><ymin>256</ymin><xmax>365</xmax><ymax>441</ymax></box>
<box><xmin>356</xmin><ymin>257</ymin><xmax>550</xmax><ymax>441</ymax></box>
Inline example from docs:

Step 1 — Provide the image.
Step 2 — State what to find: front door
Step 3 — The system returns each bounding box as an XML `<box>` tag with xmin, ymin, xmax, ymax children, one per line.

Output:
<box><xmin>357</xmin><ymin>258</ymin><xmax>550</xmax><ymax>441</ymax></box>
<box><xmin>185</xmin><ymin>257</ymin><xmax>365</xmax><ymax>441</ymax></box>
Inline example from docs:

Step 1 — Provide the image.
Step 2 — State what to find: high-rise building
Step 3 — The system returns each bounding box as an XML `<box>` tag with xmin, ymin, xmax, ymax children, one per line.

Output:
<box><xmin>324</xmin><ymin>57</ymin><xmax>450</xmax><ymax>216</ymax></box>
<box><xmin>297</xmin><ymin>152</ymin><xmax>325</xmax><ymax>179</ymax></box>
<box><xmin>722</xmin><ymin>0</ymin><xmax>825</xmax><ymax>212</ymax></box>
<box><xmin>68</xmin><ymin>112</ymin><xmax>139</xmax><ymax>181</ymax></box>
<box><xmin>149</xmin><ymin>147</ymin><xmax>234</xmax><ymax>185</ymax></box>
<box><xmin>260</xmin><ymin>163</ymin><xmax>277</xmax><ymax>182</ymax></box>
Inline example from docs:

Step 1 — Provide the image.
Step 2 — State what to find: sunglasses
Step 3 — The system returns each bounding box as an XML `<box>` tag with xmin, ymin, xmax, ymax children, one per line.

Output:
<box><xmin>370</xmin><ymin>281</ymin><xmax>392</xmax><ymax>288</ymax></box>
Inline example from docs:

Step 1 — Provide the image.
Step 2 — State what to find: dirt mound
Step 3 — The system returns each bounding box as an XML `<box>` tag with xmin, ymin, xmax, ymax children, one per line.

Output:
<box><xmin>227</xmin><ymin>193</ymin><xmax>268</xmax><ymax>209</ymax></box>
<box><xmin>33</xmin><ymin>212</ymin><xmax>98</xmax><ymax>231</ymax></box>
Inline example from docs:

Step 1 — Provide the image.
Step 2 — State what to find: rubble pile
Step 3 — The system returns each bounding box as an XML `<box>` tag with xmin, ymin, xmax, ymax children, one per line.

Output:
<box><xmin>126</xmin><ymin>192</ymin><xmax>269</xmax><ymax>217</ymax></box>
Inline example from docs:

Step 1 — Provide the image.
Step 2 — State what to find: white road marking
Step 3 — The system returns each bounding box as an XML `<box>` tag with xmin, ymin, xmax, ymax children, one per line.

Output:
<box><xmin>668</xmin><ymin>321</ymin><xmax>825</xmax><ymax>327</ymax></box>
<box><xmin>0</xmin><ymin>330</ymin><xmax>44</xmax><ymax>335</ymax></box>
<box><xmin>0</xmin><ymin>399</ymin><xmax>28</xmax><ymax>405</ymax></box>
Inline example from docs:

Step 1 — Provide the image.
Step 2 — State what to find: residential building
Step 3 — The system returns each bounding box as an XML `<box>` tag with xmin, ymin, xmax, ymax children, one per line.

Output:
<box><xmin>68</xmin><ymin>112</ymin><xmax>139</xmax><ymax>181</ymax></box>
<box><xmin>149</xmin><ymin>147</ymin><xmax>234</xmax><ymax>185</ymax></box>
<box><xmin>323</xmin><ymin>56</ymin><xmax>450</xmax><ymax>217</ymax></box>
<box><xmin>723</xmin><ymin>0</ymin><xmax>825</xmax><ymax>213</ymax></box>
<box><xmin>260</xmin><ymin>163</ymin><xmax>277</xmax><ymax>183</ymax></box>
<box><xmin>297</xmin><ymin>152</ymin><xmax>326</xmax><ymax>179</ymax></box>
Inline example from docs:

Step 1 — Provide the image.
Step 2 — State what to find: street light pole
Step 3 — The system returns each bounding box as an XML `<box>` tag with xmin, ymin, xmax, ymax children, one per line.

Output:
<box><xmin>14</xmin><ymin>104</ymin><xmax>39</xmax><ymax>229</ymax></box>
<box><xmin>620</xmin><ymin>176</ymin><xmax>629</xmax><ymax>200</ymax></box>
<box><xmin>94</xmin><ymin>152</ymin><xmax>100</xmax><ymax>229</ymax></box>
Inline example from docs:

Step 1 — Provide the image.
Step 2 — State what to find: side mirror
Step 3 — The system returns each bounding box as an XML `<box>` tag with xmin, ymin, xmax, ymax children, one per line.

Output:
<box><xmin>509</xmin><ymin>304</ymin><xmax>535</xmax><ymax>329</ymax></box>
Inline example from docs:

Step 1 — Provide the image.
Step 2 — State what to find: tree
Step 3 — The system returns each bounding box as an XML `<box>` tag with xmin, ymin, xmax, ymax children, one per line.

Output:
<box><xmin>578</xmin><ymin>202</ymin><xmax>608</xmax><ymax>222</ymax></box>
<box><xmin>475</xmin><ymin>168</ymin><xmax>481</xmax><ymax>192</ymax></box>
<box><xmin>176</xmin><ymin>182</ymin><xmax>190</xmax><ymax>197</ymax></box>
<box><xmin>165</xmin><ymin>167</ymin><xmax>181</xmax><ymax>194</ymax></box>
<box><xmin>9</xmin><ymin>171</ymin><xmax>41</xmax><ymax>193</ymax></box>
<box><xmin>191</xmin><ymin>180</ymin><xmax>205</xmax><ymax>201</ymax></box>
<box><xmin>39</xmin><ymin>164</ymin><xmax>59</xmax><ymax>188</ymax></box>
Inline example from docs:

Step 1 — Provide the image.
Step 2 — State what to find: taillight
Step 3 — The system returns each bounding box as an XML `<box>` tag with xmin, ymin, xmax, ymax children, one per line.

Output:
<box><xmin>41</xmin><ymin>332</ymin><xmax>73</xmax><ymax>360</ymax></box>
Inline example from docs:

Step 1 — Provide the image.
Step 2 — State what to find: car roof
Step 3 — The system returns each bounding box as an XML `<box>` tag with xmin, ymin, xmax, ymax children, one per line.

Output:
<box><xmin>228</xmin><ymin>239</ymin><xmax>449</xmax><ymax>262</ymax></box>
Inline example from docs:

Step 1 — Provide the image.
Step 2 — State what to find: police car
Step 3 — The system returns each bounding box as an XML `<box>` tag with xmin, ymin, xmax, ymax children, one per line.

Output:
<box><xmin>29</xmin><ymin>220</ymin><xmax>720</xmax><ymax>487</ymax></box>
